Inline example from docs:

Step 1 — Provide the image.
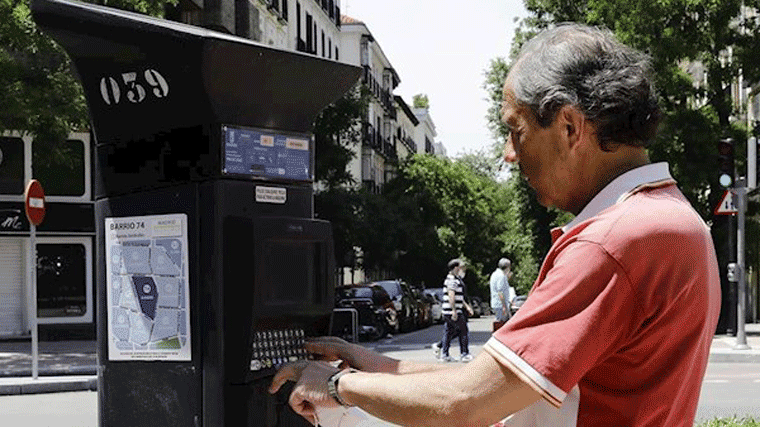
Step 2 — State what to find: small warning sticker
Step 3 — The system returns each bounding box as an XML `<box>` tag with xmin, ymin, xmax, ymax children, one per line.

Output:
<box><xmin>256</xmin><ymin>186</ymin><xmax>287</xmax><ymax>204</ymax></box>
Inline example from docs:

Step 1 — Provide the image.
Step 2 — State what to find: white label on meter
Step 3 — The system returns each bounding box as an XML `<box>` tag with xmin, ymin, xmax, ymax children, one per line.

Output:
<box><xmin>256</xmin><ymin>186</ymin><xmax>287</xmax><ymax>204</ymax></box>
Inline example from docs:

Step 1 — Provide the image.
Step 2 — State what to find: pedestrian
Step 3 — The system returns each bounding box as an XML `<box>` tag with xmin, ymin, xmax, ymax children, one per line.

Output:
<box><xmin>437</xmin><ymin>258</ymin><xmax>474</xmax><ymax>363</ymax></box>
<box><xmin>270</xmin><ymin>23</ymin><xmax>721</xmax><ymax>427</ymax></box>
<box><xmin>490</xmin><ymin>257</ymin><xmax>514</xmax><ymax>323</ymax></box>
<box><xmin>430</xmin><ymin>260</ymin><xmax>474</xmax><ymax>359</ymax></box>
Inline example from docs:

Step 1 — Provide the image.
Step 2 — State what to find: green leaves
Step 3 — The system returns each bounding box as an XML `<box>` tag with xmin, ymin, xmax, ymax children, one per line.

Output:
<box><xmin>0</xmin><ymin>0</ymin><xmax>176</xmax><ymax>144</ymax></box>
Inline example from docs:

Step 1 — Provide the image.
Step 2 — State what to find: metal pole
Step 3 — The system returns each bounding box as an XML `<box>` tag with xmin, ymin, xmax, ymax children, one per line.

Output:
<box><xmin>30</xmin><ymin>223</ymin><xmax>39</xmax><ymax>377</ymax></box>
<box><xmin>749</xmin><ymin>137</ymin><xmax>757</xmax><ymax>189</ymax></box>
<box><xmin>735</xmin><ymin>179</ymin><xmax>750</xmax><ymax>349</ymax></box>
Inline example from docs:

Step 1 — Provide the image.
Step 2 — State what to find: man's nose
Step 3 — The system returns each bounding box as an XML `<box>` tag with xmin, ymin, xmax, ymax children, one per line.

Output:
<box><xmin>503</xmin><ymin>140</ymin><xmax>518</xmax><ymax>163</ymax></box>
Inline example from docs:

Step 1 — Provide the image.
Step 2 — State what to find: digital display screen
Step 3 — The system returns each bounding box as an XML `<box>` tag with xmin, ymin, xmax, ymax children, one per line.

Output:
<box><xmin>222</xmin><ymin>125</ymin><xmax>312</xmax><ymax>181</ymax></box>
<box><xmin>262</xmin><ymin>240</ymin><xmax>322</xmax><ymax>305</ymax></box>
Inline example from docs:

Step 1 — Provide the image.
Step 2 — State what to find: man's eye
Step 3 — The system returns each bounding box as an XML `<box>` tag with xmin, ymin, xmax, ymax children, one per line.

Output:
<box><xmin>511</xmin><ymin>131</ymin><xmax>521</xmax><ymax>146</ymax></box>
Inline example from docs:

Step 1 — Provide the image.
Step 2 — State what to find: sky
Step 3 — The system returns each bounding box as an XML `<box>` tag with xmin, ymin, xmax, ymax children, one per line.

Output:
<box><xmin>341</xmin><ymin>0</ymin><xmax>529</xmax><ymax>158</ymax></box>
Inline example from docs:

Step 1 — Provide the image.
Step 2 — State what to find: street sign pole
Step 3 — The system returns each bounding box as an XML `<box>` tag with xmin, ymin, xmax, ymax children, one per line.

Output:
<box><xmin>29</xmin><ymin>224</ymin><xmax>38</xmax><ymax>378</ymax></box>
<box><xmin>735</xmin><ymin>178</ymin><xmax>750</xmax><ymax>350</ymax></box>
<box><xmin>24</xmin><ymin>180</ymin><xmax>46</xmax><ymax>379</ymax></box>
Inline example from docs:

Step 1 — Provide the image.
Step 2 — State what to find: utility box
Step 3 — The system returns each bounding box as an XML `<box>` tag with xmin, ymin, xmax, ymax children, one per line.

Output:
<box><xmin>32</xmin><ymin>0</ymin><xmax>361</xmax><ymax>426</ymax></box>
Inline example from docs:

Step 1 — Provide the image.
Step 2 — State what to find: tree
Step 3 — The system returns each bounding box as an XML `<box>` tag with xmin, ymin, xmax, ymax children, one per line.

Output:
<box><xmin>0</xmin><ymin>0</ymin><xmax>177</xmax><ymax>143</ymax></box>
<box><xmin>483</xmin><ymin>0</ymin><xmax>760</xmax><ymax>295</ymax></box>
<box><xmin>312</xmin><ymin>85</ymin><xmax>370</xmax><ymax>187</ymax></box>
<box><xmin>412</xmin><ymin>93</ymin><xmax>430</xmax><ymax>109</ymax></box>
<box><xmin>370</xmin><ymin>154</ymin><xmax>518</xmax><ymax>296</ymax></box>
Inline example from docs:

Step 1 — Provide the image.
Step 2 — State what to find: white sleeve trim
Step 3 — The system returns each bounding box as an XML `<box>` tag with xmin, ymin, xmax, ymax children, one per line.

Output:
<box><xmin>484</xmin><ymin>337</ymin><xmax>567</xmax><ymax>407</ymax></box>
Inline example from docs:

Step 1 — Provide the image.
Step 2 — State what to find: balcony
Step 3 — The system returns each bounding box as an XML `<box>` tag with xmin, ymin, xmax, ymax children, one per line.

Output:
<box><xmin>404</xmin><ymin>136</ymin><xmax>417</xmax><ymax>154</ymax></box>
<box><xmin>362</xmin><ymin>66</ymin><xmax>395</xmax><ymax>117</ymax></box>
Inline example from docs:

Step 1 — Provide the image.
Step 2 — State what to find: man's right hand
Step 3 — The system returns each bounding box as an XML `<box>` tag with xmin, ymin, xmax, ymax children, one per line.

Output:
<box><xmin>451</xmin><ymin>312</ymin><xmax>458</xmax><ymax>321</ymax></box>
<box><xmin>304</xmin><ymin>336</ymin><xmax>357</xmax><ymax>370</ymax></box>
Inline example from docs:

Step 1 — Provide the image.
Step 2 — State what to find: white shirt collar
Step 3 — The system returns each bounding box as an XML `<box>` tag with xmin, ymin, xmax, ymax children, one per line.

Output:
<box><xmin>561</xmin><ymin>162</ymin><xmax>673</xmax><ymax>233</ymax></box>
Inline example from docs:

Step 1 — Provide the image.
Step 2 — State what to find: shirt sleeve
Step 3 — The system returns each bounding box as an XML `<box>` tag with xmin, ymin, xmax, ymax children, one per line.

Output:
<box><xmin>485</xmin><ymin>241</ymin><xmax>638</xmax><ymax>406</ymax></box>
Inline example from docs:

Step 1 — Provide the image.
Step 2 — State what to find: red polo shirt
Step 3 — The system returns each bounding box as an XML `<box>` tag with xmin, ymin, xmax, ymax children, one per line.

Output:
<box><xmin>485</xmin><ymin>163</ymin><xmax>721</xmax><ymax>426</ymax></box>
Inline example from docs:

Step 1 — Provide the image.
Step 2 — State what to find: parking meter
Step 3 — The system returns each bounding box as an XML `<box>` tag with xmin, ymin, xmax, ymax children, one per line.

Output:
<box><xmin>31</xmin><ymin>0</ymin><xmax>361</xmax><ymax>425</ymax></box>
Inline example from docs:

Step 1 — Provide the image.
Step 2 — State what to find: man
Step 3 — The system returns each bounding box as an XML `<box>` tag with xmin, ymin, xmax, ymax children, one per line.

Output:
<box><xmin>271</xmin><ymin>23</ymin><xmax>720</xmax><ymax>427</ymax></box>
<box><xmin>439</xmin><ymin>258</ymin><xmax>474</xmax><ymax>362</ymax></box>
<box><xmin>490</xmin><ymin>257</ymin><xmax>514</xmax><ymax>323</ymax></box>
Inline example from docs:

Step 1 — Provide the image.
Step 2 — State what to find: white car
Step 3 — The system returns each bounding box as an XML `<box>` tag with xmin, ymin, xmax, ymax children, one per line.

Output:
<box><xmin>423</xmin><ymin>288</ymin><xmax>444</xmax><ymax>323</ymax></box>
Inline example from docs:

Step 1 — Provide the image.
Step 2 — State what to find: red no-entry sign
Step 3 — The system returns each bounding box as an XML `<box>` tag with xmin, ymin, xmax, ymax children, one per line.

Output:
<box><xmin>24</xmin><ymin>179</ymin><xmax>46</xmax><ymax>226</ymax></box>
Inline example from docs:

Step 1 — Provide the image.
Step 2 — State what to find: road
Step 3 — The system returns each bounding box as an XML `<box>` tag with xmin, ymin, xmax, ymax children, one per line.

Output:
<box><xmin>1</xmin><ymin>317</ymin><xmax>758</xmax><ymax>426</ymax></box>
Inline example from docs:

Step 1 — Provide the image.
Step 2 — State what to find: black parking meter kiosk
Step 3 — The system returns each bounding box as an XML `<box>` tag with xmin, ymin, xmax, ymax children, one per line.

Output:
<box><xmin>32</xmin><ymin>0</ymin><xmax>361</xmax><ymax>425</ymax></box>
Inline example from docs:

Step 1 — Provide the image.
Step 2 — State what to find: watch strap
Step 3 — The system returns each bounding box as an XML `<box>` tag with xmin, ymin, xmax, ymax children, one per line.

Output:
<box><xmin>327</xmin><ymin>369</ymin><xmax>357</xmax><ymax>407</ymax></box>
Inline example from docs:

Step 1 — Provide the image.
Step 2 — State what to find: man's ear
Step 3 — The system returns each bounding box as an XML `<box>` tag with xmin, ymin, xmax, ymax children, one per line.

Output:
<box><xmin>557</xmin><ymin>105</ymin><xmax>586</xmax><ymax>149</ymax></box>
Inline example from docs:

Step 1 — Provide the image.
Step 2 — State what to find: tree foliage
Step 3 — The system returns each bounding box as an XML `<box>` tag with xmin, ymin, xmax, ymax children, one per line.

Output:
<box><xmin>481</xmin><ymin>0</ymin><xmax>760</xmax><ymax>294</ymax></box>
<box><xmin>412</xmin><ymin>94</ymin><xmax>430</xmax><ymax>109</ymax></box>
<box><xmin>0</xmin><ymin>0</ymin><xmax>176</xmax><ymax>143</ymax></box>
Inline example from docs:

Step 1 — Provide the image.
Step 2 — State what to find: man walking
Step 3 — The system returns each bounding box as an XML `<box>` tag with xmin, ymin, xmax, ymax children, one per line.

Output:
<box><xmin>490</xmin><ymin>257</ymin><xmax>514</xmax><ymax>323</ymax></box>
<box><xmin>439</xmin><ymin>258</ymin><xmax>474</xmax><ymax>362</ymax></box>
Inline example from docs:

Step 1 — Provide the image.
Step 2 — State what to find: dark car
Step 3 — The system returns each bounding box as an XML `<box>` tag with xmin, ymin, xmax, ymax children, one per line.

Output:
<box><xmin>510</xmin><ymin>295</ymin><xmax>527</xmax><ymax>316</ymax></box>
<box><xmin>334</xmin><ymin>285</ymin><xmax>397</xmax><ymax>341</ymax></box>
<box><xmin>411</xmin><ymin>286</ymin><xmax>433</xmax><ymax>328</ymax></box>
<box><xmin>372</xmin><ymin>280</ymin><xmax>417</xmax><ymax>333</ymax></box>
<box><xmin>470</xmin><ymin>296</ymin><xmax>483</xmax><ymax>318</ymax></box>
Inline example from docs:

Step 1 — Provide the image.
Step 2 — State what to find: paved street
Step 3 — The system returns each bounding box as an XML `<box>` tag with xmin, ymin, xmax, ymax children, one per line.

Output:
<box><xmin>2</xmin><ymin>316</ymin><xmax>760</xmax><ymax>426</ymax></box>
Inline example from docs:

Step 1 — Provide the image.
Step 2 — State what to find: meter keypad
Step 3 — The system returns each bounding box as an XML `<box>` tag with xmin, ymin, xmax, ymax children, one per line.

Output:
<box><xmin>250</xmin><ymin>328</ymin><xmax>308</xmax><ymax>372</ymax></box>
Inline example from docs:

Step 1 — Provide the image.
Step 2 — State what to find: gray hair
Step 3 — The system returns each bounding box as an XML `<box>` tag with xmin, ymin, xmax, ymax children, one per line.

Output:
<box><xmin>498</xmin><ymin>258</ymin><xmax>511</xmax><ymax>269</ymax></box>
<box><xmin>509</xmin><ymin>23</ymin><xmax>661</xmax><ymax>149</ymax></box>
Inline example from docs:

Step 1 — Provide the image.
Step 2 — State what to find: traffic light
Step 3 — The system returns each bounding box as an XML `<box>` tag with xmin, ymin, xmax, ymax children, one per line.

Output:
<box><xmin>718</xmin><ymin>137</ymin><xmax>735</xmax><ymax>188</ymax></box>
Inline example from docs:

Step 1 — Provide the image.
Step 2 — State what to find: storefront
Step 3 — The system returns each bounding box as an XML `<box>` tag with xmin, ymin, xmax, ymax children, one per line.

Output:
<box><xmin>0</xmin><ymin>131</ymin><xmax>95</xmax><ymax>338</ymax></box>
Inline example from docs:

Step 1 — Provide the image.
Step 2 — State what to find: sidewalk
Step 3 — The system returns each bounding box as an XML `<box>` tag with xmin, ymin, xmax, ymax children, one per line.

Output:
<box><xmin>2</xmin><ymin>319</ymin><xmax>760</xmax><ymax>395</ymax></box>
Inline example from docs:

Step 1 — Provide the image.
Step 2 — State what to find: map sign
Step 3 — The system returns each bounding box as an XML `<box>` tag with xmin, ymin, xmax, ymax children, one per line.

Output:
<box><xmin>105</xmin><ymin>214</ymin><xmax>191</xmax><ymax>361</ymax></box>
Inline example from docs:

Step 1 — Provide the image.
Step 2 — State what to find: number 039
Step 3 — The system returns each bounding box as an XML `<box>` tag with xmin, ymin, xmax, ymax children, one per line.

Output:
<box><xmin>99</xmin><ymin>68</ymin><xmax>169</xmax><ymax>106</ymax></box>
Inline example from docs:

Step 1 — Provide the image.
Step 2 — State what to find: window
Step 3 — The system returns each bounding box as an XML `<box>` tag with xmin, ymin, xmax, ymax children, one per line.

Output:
<box><xmin>360</xmin><ymin>39</ymin><xmax>369</xmax><ymax>66</ymax></box>
<box><xmin>33</xmin><ymin>138</ymin><xmax>86</xmax><ymax>197</ymax></box>
<box><xmin>306</xmin><ymin>13</ymin><xmax>313</xmax><ymax>53</ymax></box>
<box><xmin>36</xmin><ymin>242</ymin><xmax>88</xmax><ymax>319</ymax></box>
<box><xmin>296</xmin><ymin>2</ymin><xmax>301</xmax><ymax>38</ymax></box>
<box><xmin>0</xmin><ymin>137</ymin><xmax>24</xmax><ymax>195</ymax></box>
<box><xmin>321</xmin><ymin>30</ymin><xmax>325</xmax><ymax>57</ymax></box>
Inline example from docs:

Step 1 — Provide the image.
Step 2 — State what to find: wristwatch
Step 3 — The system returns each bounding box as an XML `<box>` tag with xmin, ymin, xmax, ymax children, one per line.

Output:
<box><xmin>327</xmin><ymin>369</ymin><xmax>357</xmax><ymax>407</ymax></box>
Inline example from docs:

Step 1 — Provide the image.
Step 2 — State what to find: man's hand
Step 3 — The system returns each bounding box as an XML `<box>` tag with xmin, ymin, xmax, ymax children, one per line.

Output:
<box><xmin>269</xmin><ymin>361</ymin><xmax>342</xmax><ymax>423</ymax></box>
<box><xmin>304</xmin><ymin>336</ymin><xmax>355</xmax><ymax>369</ymax></box>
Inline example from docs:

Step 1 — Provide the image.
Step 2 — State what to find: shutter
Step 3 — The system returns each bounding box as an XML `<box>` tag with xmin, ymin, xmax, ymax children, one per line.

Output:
<box><xmin>0</xmin><ymin>239</ymin><xmax>24</xmax><ymax>337</ymax></box>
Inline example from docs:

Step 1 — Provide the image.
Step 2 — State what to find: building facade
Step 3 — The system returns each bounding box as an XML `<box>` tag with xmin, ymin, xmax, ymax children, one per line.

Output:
<box><xmin>0</xmin><ymin>132</ymin><xmax>94</xmax><ymax>338</ymax></box>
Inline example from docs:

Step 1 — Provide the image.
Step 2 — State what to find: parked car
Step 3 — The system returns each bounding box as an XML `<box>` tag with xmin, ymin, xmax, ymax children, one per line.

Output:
<box><xmin>510</xmin><ymin>295</ymin><xmax>527</xmax><ymax>316</ymax></box>
<box><xmin>423</xmin><ymin>288</ymin><xmax>443</xmax><ymax>323</ymax></box>
<box><xmin>479</xmin><ymin>299</ymin><xmax>491</xmax><ymax>317</ymax></box>
<box><xmin>411</xmin><ymin>287</ymin><xmax>433</xmax><ymax>328</ymax></box>
<box><xmin>372</xmin><ymin>280</ymin><xmax>418</xmax><ymax>333</ymax></box>
<box><xmin>334</xmin><ymin>285</ymin><xmax>397</xmax><ymax>341</ymax></box>
<box><xmin>470</xmin><ymin>296</ymin><xmax>483</xmax><ymax>318</ymax></box>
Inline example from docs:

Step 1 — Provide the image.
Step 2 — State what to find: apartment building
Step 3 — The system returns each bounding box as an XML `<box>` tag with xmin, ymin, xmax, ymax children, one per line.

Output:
<box><xmin>168</xmin><ymin>0</ymin><xmax>341</xmax><ymax>58</ymax></box>
<box><xmin>339</xmin><ymin>15</ymin><xmax>401</xmax><ymax>192</ymax></box>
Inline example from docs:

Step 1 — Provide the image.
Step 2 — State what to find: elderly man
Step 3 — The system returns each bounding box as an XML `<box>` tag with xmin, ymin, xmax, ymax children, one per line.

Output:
<box><xmin>490</xmin><ymin>257</ymin><xmax>514</xmax><ymax>323</ymax></box>
<box><xmin>271</xmin><ymin>23</ymin><xmax>720</xmax><ymax>427</ymax></box>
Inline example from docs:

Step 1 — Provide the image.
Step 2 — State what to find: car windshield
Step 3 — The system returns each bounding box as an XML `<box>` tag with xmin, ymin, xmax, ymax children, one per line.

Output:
<box><xmin>337</xmin><ymin>287</ymin><xmax>373</xmax><ymax>299</ymax></box>
<box><xmin>424</xmin><ymin>289</ymin><xmax>443</xmax><ymax>302</ymax></box>
<box><xmin>374</xmin><ymin>281</ymin><xmax>401</xmax><ymax>298</ymax></box>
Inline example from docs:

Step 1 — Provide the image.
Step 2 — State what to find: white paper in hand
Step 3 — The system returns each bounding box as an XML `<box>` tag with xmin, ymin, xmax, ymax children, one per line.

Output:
<box><xmin>314</xmin><ymin>405</ymin><xmax>397</xmax><ymax>427</ymax></box>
